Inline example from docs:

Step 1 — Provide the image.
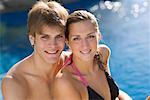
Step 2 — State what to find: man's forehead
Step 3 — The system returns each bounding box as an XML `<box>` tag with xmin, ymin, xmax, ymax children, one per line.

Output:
<box><xmin>38</xmin><ymin>25</ymin><xmax>64</xmax><ymax>35</ymax></box>
<box><xmin>39</xmin><ymin>32</ymin><xmax>64</xmax><ymax>36</ymax></box>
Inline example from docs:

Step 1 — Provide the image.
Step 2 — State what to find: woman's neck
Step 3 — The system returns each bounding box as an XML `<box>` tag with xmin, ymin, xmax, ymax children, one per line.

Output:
<box><xmin>72</xmin><ymin>55</ymin><xmax>95</xmax><ymax>75</ymax></box>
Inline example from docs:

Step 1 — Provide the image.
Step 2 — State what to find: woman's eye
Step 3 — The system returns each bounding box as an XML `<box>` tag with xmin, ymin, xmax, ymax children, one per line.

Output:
<box><xmin>88</xmin><ymin>35</ymin><xmax>95</xmax><ymax>39</ymax></box>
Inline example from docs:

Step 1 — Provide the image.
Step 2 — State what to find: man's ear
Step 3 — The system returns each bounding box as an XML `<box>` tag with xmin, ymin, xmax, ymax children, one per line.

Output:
<box><xmin>29</xmin><ymin>35</ymin><xmax>35</xmax><ymax>46</ymax></box>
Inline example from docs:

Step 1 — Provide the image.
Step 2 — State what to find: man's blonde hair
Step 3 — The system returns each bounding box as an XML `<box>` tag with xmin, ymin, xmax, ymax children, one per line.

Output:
<box><xmin>27</xmin><ymin>1</ymin><xmax>68</xmax><ymax>36</ymax></box>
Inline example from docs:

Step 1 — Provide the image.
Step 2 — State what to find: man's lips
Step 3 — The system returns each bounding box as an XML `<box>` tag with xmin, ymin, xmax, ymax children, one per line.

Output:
<box><xmin>45</xmin><ymin>50</ymin><xmax>59</xmax><ymax>54</ymax></box>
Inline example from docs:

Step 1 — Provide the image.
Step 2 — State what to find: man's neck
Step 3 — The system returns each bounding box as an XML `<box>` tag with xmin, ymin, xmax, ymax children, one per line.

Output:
<box><xmin>31</xmin><ymin>53</ymin><xmax>61</xmax><ymax>82</ymax></box>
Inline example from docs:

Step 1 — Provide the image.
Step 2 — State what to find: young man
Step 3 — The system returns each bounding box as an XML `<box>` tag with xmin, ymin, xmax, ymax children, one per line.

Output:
<box><xmin>1</xmin><ymin>1</ymin><xmax>68</xmax><ymax>100</ymax></box>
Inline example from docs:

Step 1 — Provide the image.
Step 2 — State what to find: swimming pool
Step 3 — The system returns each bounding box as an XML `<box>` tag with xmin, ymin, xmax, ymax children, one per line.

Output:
<box><xmin>0</xmin><ymin>74</ymin><xmax>5</xmax><ymax>100</ymax></box>
<box><xmin>0</xmin><ymin>0</ymin><xmax>150</xmax><ymax>99</ymax></box>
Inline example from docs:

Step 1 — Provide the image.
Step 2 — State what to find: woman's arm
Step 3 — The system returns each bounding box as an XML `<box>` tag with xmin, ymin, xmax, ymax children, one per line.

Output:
<box><xmin>146</xmin><ymin>96</ymin><xmax>150</xmax><ymax>100</ymax></box>
<box><xmin>53</xmin><ymin>76</ymin><xmax>81</xmax><ymax>100</ymax></box>
<box><xmin>117</xmin><ymin>90</ymin><xmax>132</xmax><ymax>100</ymax></box>
<box><xmin>97</xmin><ymin>45</ymin><xmax>132</xmax><ymax>100</ymax></box>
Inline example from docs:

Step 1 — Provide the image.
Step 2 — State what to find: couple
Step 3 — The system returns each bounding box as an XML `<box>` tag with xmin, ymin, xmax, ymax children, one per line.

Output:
<box><xmin>1</xmin><ymin>1</ymin><xmax>131</xmax><ymax>100</ymax></box>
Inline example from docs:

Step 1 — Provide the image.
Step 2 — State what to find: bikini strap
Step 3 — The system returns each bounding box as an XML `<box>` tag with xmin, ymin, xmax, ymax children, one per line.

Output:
<box><xmin>71</xmin><ymin>62</ymin><xmax>88</xmax><ymax>87</ymax></box>
<box><xmin>61</xmin><ymin>53</ymin><xmax>73</xmax><ymax>68</ymax></box>
<box><xmin>62</xmin><ymin>54</ymin><xmax>88</xmax><ymax>87</ymax></box>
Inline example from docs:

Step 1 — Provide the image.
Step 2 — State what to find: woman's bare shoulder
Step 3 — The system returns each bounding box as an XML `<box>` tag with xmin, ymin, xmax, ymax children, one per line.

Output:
<box><xmin>98</xmin><ymin>44</ymin><xmax>111</xmax><ymax>56</ymax></box>
<box><xmin>97</xmin><ymin>44</ymin><xmax>111</xmax><ymax>63</ymax></box>
<box><xmin>97</xmin><ymin>44</ymin><xmax>111</xmax><ymax>74</ymax></box>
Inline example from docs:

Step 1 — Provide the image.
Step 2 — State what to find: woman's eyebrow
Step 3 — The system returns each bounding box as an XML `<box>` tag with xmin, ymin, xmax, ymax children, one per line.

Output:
<box><xmin>70</xmin><ymin>32</ymin><xmax>96</xmax><ymax>37</ymax></box>
<box><xmin>87</xmin><ymin>32</ymin><xmax>96</xmax><ymax>35</ymax></box>
<box><xmin>70</xmin><ymin>34</ymin><xmax>80</xmax><ymax>37</ymax></box>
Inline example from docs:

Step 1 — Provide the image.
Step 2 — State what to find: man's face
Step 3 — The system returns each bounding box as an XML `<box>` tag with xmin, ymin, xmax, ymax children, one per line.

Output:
<box><xmin>30</xmin><ymin>25</ymin><xmax>65</xmax><ymax>65</ymax></box>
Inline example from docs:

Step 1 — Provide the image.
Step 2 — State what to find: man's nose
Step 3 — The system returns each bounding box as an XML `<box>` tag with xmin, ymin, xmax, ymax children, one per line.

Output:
<box><xmin>47</xmin><ymin>38</ymin><xmax>57</xmax><ymax>48</ymax></box>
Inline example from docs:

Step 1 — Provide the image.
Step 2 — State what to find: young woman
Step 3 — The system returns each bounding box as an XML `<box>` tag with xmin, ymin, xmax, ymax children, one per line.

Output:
<box><xmin>53</xmin><ymin>10</ymin><xmax>132</xmax><ymax>100</ymax></box>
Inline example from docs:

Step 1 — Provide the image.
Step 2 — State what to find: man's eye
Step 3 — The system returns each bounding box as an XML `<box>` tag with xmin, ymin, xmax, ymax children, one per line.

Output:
<box><xmin>56</xmin><ymin>35</ymin><xmax>64</xmax><ymax>39</ymax></box>
<box><xmin>73</xmin><ymin>37</ymin><xmax>80</xmax><ymax>41</ymax></box>
<box><xmin>41</xmin><ymin>35</ymin><xmax>49</xmax><ymax>39</ymax></box>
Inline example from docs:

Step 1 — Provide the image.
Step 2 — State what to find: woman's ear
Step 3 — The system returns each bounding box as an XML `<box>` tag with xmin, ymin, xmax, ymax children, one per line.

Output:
<box><xmin>65</xmin><ymin>39</ymin><xmax>72</xmax><ymax>51</ymax></box>
<box><xmin>29</xmin><ymin>35</ymin><xmax>35</xmax><ymax>46</ymax></box>
<box><xmin>97</xmin><ymin>33</ymin><xmax>101</xmax><ymax>42</ymax></box>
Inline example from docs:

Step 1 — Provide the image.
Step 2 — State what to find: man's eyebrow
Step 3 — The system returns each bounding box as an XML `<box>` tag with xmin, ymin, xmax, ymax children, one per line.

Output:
<box><xmin>39</xmin><ymin>32</ymin><xmax>64</xmax><ymax>36</ymax></box>
<box><xmin>57</xmin><ymin>33</ymin><xmax>64</xmax><ymax>35</ymax></box>
<box><xmin>39</xmin><ymin>32</ymin><xmax>48</xmax><ymax>35</ymax></box>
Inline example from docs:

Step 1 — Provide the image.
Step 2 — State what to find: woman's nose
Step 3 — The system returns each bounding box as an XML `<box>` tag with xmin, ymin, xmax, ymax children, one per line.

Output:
<box><xmin>81</xmin><ymin>39</ymin><xmax>89</xmax><ymax>49</ymax></box>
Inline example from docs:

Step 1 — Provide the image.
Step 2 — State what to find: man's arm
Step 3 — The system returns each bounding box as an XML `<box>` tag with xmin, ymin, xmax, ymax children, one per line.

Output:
<box><xmin>1</xmin><ymin>75</ymin><xmax>27</xmax><ymax>100</ymax></box>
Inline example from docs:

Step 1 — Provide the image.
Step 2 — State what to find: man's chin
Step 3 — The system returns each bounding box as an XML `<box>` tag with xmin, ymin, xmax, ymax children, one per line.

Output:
<box><xmin>45</xmin><ymin>52</ymin><xmax>62</xmax><ymax>63</ymax></box>
<box><xmin>46</xmin><ymin>58</ymin><xmax>59</xmax><ymax>65</ymax></box>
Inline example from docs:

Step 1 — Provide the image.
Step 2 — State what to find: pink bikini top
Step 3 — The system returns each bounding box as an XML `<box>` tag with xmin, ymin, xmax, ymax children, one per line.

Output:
<box><xmin>62</xmin><ymin>56</ymin><xmax>104</xmax><ymax>100</ymax></box>
<box><xmin>62</xmin><ymin>54</ymin><xmax>88</xmax><ymax>87</ymax></box>
<box><xmin>62</xmin><ymin>53</ymin><xmax>119</xmax><ymax>100</ymax></box>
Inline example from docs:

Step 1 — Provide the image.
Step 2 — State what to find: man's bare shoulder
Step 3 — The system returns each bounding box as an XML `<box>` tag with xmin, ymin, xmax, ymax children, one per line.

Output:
<box><xmin>2</xmin><ymin>74</ymin><xmax>28</xmax><ymax>100</ymax></box>
<box><xmin>6</xmin><ymin>55</ymin><xmax>32</xmax><ymax>75</ymax></box>
<box><xmin>1</xmin><ymin>56</ymin><xmax>31</xmax><ymax>100</ymax></box>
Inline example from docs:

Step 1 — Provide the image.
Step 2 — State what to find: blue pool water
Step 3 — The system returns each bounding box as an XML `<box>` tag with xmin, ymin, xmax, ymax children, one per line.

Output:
<box><xmin>99</xmin><ymin>3</ymin><xmax>150</xmax><ymax>100</ymax></box>
<box><xmin>0</xmin><ymin>0</ymin><xmax>150</xmax><ymax>99</ymax></box>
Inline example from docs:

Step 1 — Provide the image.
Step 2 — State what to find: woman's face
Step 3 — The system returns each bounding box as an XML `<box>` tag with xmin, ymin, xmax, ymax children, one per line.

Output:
<box><xmin>68</xmin><ymin>20</ymin><xmax>100</xmax><ymax>61</ymax></box>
